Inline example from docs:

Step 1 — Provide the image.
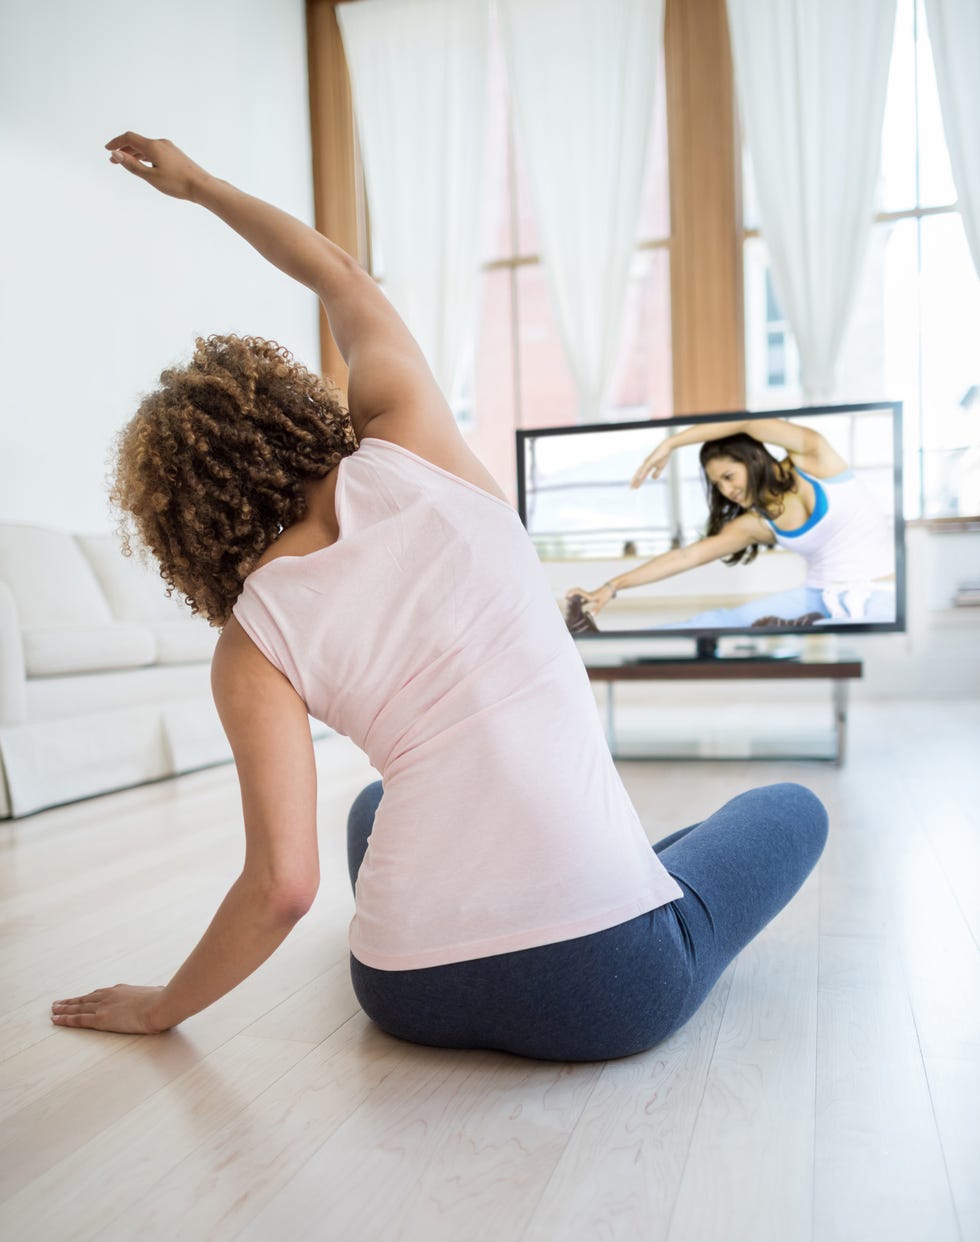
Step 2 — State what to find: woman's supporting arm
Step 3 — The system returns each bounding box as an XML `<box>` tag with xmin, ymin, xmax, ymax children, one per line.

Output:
<box><xmin>147</xmin><ymin>620</ymin><xmax>323</xmax><ymax>1030</ymax></box>
<box><xmin>566</xmin><ymin>513</ymin><xmax>768</xmax><ymax>615</ymax></box>
<box><xmin>51</xmin><ymin>862</ymin><xmax>313</xmax><ymax>1034</ymax></box>
<box><xmin>162</xmin><ymin>870</ymin><xmax>314</xmax><ymax>1031</ymax></box>
<box><xmin>52</xmin><ymin>619</ymin><xmax>321</xmax><ymax>1034</ymax></box>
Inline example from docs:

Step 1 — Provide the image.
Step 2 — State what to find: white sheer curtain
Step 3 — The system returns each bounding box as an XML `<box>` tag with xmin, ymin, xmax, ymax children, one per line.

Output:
<box><xmin>336</xmin><ymin>0</ymin><xmax>490</xmax><ymax>398</ymax></box>
<box><xmin>924</xmin><ymin>0</ymin><xmax>980</xmax><ymax>277</ymax></box>
<box><xmin>727</xmin><ymin>0</ymin><xmax>897</xmax><ymax>401</ymax></box>
<box><xmin>498</xmin><ymin>0</ymin><xmax>663</xmax><ymax>421</ymax></box>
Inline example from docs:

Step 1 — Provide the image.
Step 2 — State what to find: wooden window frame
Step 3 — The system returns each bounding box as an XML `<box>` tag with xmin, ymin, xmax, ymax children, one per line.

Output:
<box><xmin>664</xmin><ymin>0</ymin><xmax>744</xmax><ymax>415</ymax></box>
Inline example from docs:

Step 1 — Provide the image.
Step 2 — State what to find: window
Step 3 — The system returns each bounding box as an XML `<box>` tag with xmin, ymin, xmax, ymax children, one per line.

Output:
<box><xmin>763</xmin><ymin>269</ymin><xmax>792</xmax><ymax>389</ymax></box>
<box><xmin>362</xmin><ymin>11</ymin><xmax>672</xmax><ymax>493</ymax></box>
<box><xmin>477</xmin><ymin>17</ymin><xmax>671</xmax><ymax>487</ymax></box>
<box><xmin>741</xmin><ymin>0</ymin><xmax>980</xmax><ymax>518</ymax></box>
<box><xmin>334</xmin><ymin>1</ymin><xmax>976</xmax><ymax>516</ymax></box>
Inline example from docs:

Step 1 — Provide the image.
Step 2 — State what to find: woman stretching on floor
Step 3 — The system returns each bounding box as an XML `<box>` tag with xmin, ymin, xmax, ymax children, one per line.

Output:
<box><xmin>567</xmin><ymin>420</ymin><xmax>896</xmax><ymax>630</ymax></box>
<box><xmin>50</xmin><ymin>134</ymin><xmax>827</xmax><ymax>1061</ymax></box>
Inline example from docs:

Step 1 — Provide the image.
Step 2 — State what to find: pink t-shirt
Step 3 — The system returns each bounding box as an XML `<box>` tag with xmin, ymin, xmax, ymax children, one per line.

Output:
<box><xmin>232</xmin><ymin>437</ymin><xmax>682</xmax><ymax>969</ymax></box>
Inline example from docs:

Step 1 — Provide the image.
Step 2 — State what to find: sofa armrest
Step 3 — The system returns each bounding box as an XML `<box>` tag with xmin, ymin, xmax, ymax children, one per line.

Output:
<box><xmin>0</xmin><ymin>579</ymin><xmax>27</xmax><ymax>726</ymax></box>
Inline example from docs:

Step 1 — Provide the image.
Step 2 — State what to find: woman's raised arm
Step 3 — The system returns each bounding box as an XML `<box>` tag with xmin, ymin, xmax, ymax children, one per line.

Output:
<box><xmin>105</xmin><ymin>132</ymin><xmax>447</xmax><ymax>436</ymax></box>
<box><xmin>630</xmin><ymin>417</ymin><xmax>847</xmax><ymax>488</ymax></box>
<box><xmin>107</xmin><ymin>133</ymin><xmax>358</xmax><ymax>317</ymax></box>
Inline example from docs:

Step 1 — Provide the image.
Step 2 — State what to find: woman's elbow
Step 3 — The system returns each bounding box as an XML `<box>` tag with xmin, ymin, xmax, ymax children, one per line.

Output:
<box><xmin>252</xmin><ymin>875</ymin><xmax>319</xmax><ymax>923</ymax></box>
<box><xmin>277</xmin><ymin>878</ymin><xmax>319</xmax><ymax>922</ymax></box>
<box><xmin>275</xmin><ymin>885</ymin><xmax>318</xmax><ymax>922</ymax></box>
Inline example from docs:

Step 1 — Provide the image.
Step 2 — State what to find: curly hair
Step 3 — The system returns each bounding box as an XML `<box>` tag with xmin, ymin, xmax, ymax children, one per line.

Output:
<box><xmin>700</xmin><ymin>433</ymin><xmax>796</xmax><ymax>566</ymax></box>
<box><xmin>109</xmin><ymin>334</ymin><xmax>357</xmax><ymax>627</ymax></box>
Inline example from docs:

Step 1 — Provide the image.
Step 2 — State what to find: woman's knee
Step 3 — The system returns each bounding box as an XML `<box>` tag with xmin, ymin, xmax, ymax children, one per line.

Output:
<box><xmin>346</xmin><ymin>780</ymin><xmax>384</xmax><ymax>891</ymax></box>
<box><xmin>760</xmin><ymin>781</ymin><xmax>829</xmax><ymax>857</ymax></box>
<box><xmin>347</xmin><ymin>780</ymin><xmax>384</xmax><ymax>832</ymax></box>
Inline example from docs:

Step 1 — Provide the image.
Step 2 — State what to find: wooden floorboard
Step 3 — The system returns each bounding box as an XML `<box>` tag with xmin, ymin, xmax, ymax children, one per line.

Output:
<box><xmin>666</xmin><ymin>880</ymin><xmax>819</xmax><ymax>1242</ymax></box>
<box><xmin>0</xmin><ymin>700</ymin><xmax>976</xmax><ymax>1241</ymax></box>
<box><xmin>521</xmin><ymin>968</ymin><xmax>735</xmax><ymax>1242</ymax></box>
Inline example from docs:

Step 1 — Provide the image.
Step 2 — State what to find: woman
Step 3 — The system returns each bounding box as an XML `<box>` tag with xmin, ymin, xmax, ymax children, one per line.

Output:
<box><xmin>567</xmin><ymin>420</ymin><xmax>896</xmax><ymax>628</ymax></box>
<box><xmin>50</xmin><ymin>134</ymin><xmax>827</xmax><ymax>1061</ymax></box>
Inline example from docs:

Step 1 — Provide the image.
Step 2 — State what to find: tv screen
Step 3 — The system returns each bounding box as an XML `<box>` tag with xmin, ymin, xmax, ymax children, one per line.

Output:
<box><xmin>516</xmin><ymin>402</ymin><xmax>905</xmax><ymax>652</ymax></box>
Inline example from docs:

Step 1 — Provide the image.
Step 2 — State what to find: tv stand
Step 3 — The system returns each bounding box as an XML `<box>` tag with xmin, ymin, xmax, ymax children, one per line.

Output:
<box><xmin>629</xmin><ymin>635</ymin><xmax>801</xmax><ymax>665</ymax></box>
<box><xmin>585</xmin><ymin>653</ymin><xmax>862</xmax><ymax>764</ymax></box>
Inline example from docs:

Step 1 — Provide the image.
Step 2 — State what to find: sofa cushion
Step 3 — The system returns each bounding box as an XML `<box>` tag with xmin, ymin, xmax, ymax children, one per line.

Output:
<box><xmin>75</xmin><ymin>534</ymin><xmax>188</xmax><ymax>624</ymax></box>
<box><xmin>0</xmin><ymin>705</ymin><xmax>170</xmax><ymax>817</ymax></box>
<box><xmin>150</xmin><ymin>621</ymin><xmax>218</xmax><ymax>665</ymax></box>
<box><xmin>0</xmin><ymin>580</ymin><xmax>26</xmax><ymax>727</ymax></box>
<box><xmin>22</xmin><ymin>624</ymin><xmax>156</xmax><ymax>676</ymax></box>
<box><xmin>0</xmin><ymin>524</ymin><xmax>112</xmax><ymax>627</ymax></box>
<box><xmin>25</xmin><ymin>661</ymin><xmax>212</xmax><ymax>722</ymax></box>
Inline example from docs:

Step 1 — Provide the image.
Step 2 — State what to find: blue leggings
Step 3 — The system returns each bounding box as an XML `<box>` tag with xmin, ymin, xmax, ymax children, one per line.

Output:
<box><xmin>347</xmin><ymin>780</ymin><xmax>828</xmax><ymax>1062</ymax></box>
<box><xmin>665</xmin><ymin>584</ymin><xmax>896</xmax><ymax>628</ymax></box>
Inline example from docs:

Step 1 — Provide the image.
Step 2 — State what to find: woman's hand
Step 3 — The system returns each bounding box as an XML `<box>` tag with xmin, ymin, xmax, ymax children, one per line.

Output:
<box><xmin>51</xmin><ymin>985</ymin><xmax>171</xmax><ymax>1035</ymax></box>
<box><xmin>105</xmin><ymin>132</ymin><xmax>210</xmax><ymax>201</ymax></box>
<box><xmin>630</xmin><ymin>438</ymin><xmax>674</xmax><ymax>488</ymax></box>
<box><xmin>565</xmin><ymin>583</ymin><xmax>616</xmax><ymax>615</ymax></box>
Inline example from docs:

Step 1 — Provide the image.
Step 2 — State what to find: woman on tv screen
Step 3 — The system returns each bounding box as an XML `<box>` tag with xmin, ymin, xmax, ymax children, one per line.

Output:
<box><xmin>566</xmin><ymin>418</ymin><xmax>896</xmax><ymax>629</ymax></box>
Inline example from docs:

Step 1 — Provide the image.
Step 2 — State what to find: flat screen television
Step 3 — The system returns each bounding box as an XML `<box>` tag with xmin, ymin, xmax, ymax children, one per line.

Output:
<box><xmin>515</xmin><ymin>402</ymin><xmax>905</xmax><ymax>659</ymax></box>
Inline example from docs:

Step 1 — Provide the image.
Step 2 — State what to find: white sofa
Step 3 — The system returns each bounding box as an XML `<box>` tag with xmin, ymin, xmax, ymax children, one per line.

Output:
<box><xmin>0</xmin><ymin>523</ymin><xmax>327</xmax><ymax>818</ymax></box>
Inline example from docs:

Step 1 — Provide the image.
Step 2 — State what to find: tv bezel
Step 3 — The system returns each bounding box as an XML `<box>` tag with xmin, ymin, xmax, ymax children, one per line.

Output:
<box><xmin>515</xmin><ymin>401</ymin><xmax>906</xmax><ymax>645</ymax></box>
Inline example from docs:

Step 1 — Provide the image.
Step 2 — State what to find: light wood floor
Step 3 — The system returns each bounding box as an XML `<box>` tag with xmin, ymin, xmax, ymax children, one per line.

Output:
<box><xmin>0</xmin><ymin>698</ymin><xmax>977</xmax><ymax>1242</ymax></box>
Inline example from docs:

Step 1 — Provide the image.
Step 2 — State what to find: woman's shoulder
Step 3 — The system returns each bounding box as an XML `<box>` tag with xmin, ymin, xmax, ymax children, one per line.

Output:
<box><xmin>357</xmin><ymin>413</ymin><xmax>510</xmax><ymax>506</ymax></box>
<box><xmin>722</xmin><ymin>509</ymin><xmax>774</xmax><ymax>545</ymax></box>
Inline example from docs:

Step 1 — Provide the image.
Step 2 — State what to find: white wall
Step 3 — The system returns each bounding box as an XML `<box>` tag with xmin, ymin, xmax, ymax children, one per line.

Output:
<box><xmin>0</xmin><ymin>0</ymin><xmax>320</xmax><ymax>533</ymax></box>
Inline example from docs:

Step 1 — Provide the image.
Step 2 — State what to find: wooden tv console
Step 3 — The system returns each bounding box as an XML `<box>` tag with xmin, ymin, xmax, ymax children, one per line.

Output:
<box><xmin>585</xmin><ymin>654</ymin><xmax>863</xmax><ymax>765</ymax></box>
